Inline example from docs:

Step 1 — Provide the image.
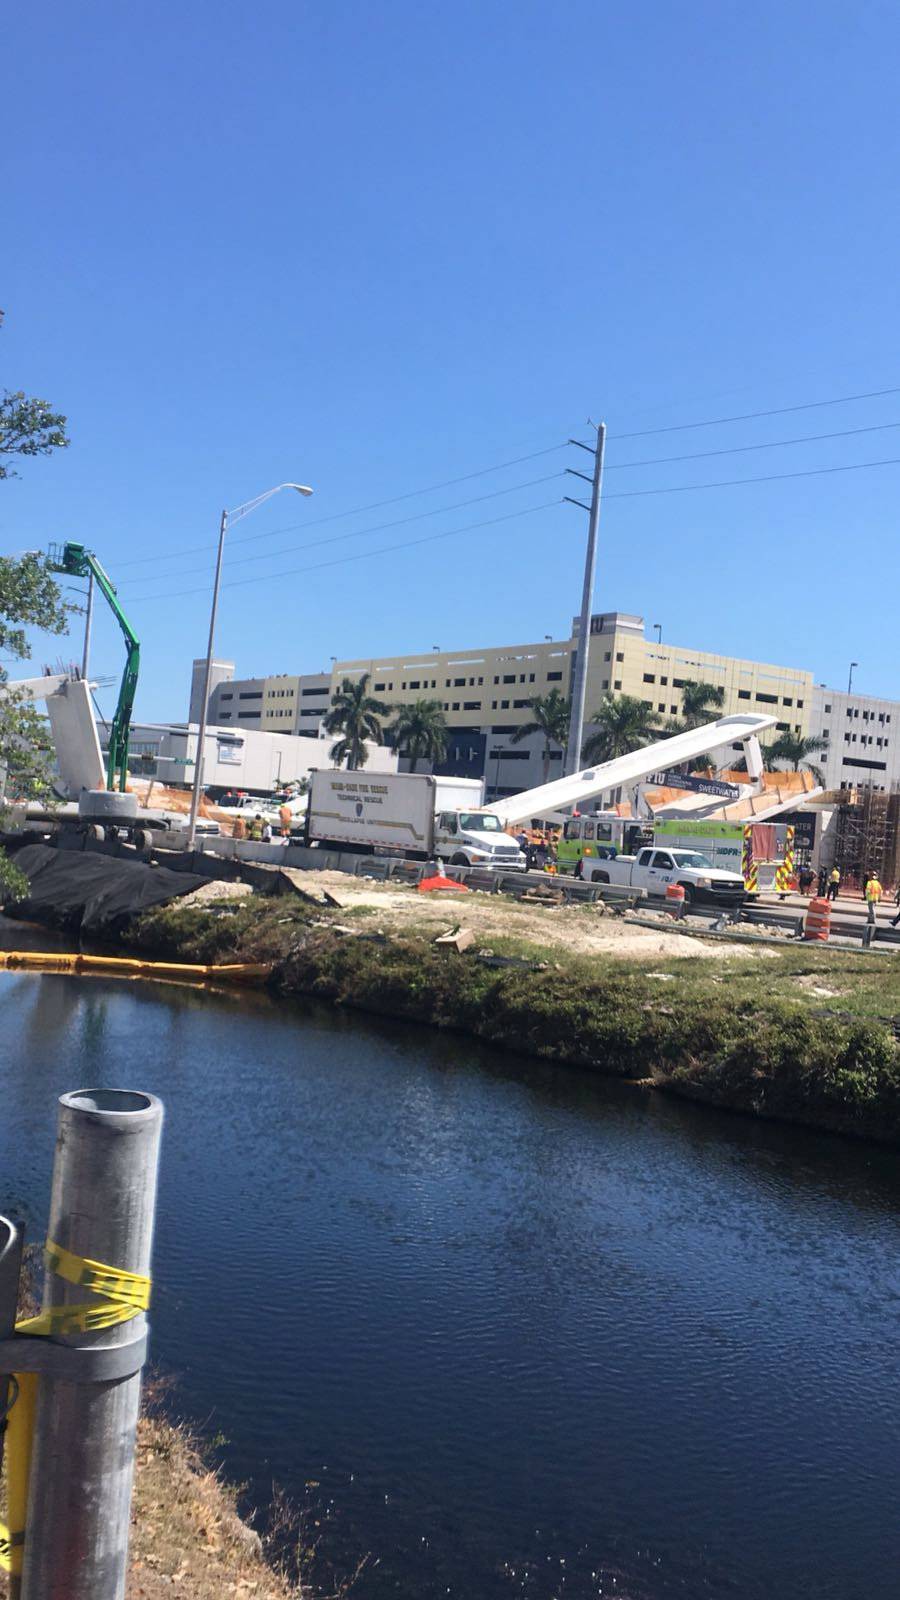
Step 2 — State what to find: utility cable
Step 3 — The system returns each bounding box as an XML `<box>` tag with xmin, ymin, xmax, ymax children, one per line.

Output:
<box><xmin>602</xmin><ymin>453</ymin><xmax>900</xmax><ymax>501</ymax></box>
<box><xmin>125</xmin><ymin>498</ymin><xmax>561</xmax><ymax>605</ymax></box>
<box><xmin>113</xmin><ymin>441</ymin><xmax>571</xmax><ymax>569</ymax></box>
<box><xmin>606</xmin><ymin>384</ymin><xmax>900</xmax><ymax>441</ymax></box>
<box><xmin>119</xmin><ymin>472</ymin><xmax>566</xmax><ymax>587</ymax></box>
<box><xmin>604</xmin><ymin>417</ymin><xmax>900</xmax><ymax>470</ymax></box>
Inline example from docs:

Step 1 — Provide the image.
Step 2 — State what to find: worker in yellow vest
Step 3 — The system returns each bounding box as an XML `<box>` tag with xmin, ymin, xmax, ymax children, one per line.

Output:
<box><xmin>864</xmin><ymin>873</ymin><xmax>883</xmax><ymax>925</ymax></box>
<box><xmin>827</xmin><ymin>866</ymin><xmax>841</xmax><ymax>902</ymax></box>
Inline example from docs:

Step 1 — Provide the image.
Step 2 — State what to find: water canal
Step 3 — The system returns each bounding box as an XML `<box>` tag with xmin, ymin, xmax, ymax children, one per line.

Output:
<box><xmin>0</xmin><ymin>956</ymin><xmax>897</xmax><ymax>1598</ymax></box>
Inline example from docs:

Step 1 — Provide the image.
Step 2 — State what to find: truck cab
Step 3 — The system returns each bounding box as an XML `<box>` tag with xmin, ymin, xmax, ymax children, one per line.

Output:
<box><xmin>435</xmin><ymin>809</ymin><xmax>526</xmax><ymax>870</ymax></box>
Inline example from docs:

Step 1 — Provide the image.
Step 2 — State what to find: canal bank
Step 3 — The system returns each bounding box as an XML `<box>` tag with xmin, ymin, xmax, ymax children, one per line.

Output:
<box><xmin>123</xmin><ymin>891</ymin><xmax>900</xmax><ymax>1146</ymax></box>
<box><xmin>2</xmin><ymin>966</ymin><xmax>898</xmax><ymax>1600</ymax></box>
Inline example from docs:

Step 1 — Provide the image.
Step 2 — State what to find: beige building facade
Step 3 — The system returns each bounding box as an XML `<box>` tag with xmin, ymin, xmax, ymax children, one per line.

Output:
<box><xmin>335</xmin><ymin>612</ymin><xmax>814</xmax><ymax>740</ymax></box>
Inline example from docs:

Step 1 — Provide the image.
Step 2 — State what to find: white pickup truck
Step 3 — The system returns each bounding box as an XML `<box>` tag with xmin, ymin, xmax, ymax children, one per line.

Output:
<box><xmin>583</xmin><ymin>845</ymin><xmax>746</xmax><ymax>907</ymax></box>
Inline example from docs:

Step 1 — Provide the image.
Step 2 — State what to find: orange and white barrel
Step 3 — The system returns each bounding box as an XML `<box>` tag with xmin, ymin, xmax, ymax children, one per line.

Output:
<box><xmin>665</xmin><ymin>883</ymin><xmax>686</xmax><ymax>915</ymax></box>
<box><xmin>804</xmin><ymin>897</ymin><xmax>831</xmax><ymax>941</ymax></box>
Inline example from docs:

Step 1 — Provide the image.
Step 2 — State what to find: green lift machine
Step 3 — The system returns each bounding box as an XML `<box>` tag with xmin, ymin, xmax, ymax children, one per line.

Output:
<box><xmin>49</xmin><ymin>541</ymin><xmax>140</xmax><ymax>796</ymax></box>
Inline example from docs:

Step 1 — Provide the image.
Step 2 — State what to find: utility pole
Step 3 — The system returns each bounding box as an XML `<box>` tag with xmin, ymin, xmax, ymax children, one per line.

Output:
<box><xmin>186</xmin><ymin>509</ymin><xmax>228</xmax><ymax>850</ymax></box>
<box><xmin>564</xmin><ymin>421</ymin><xmax>606</xmax><ymax>775</ymax></box>
<box><xmin>81</xmin><ymin>571</ymin><xmax>94</xmax><ymax>680</ymax></box>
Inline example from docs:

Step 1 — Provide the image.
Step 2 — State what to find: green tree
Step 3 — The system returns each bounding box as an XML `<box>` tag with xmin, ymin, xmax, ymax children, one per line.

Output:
<box><xmin>322</xmin><ymin>674</ymin><xmax>385</xmax><ymax>770</ymax></box>
<box><xmin>581</xmin><ymin>693</ymin><xmax>656</xmax><ymax>765</ymax></box>
<box><xmin>662</xmin><ymin>680</ymin><xmax>727</xmax><ymax>772</ymax></box>
<box><xmin>390</xmin><ymin>699</ymin><xmax>448</xmax><ymax>772</ymax></box>
<box><xmin>767</xmin><ymin>730</ymin><xmax>827</xmax><ymax>787</ymax></box>
<box><xmin>0</xmin><ymin>554</ymin><xmax>70</xmax><ymax>901</ymax></box>
<box><xmin>0</xmin><ymin>315</ymin><xmax>70</xmax><ymax>480</ymax></box>
<box><xmin>674</xmin><ymin>680</ymin><xmax>725</xmax><ymax>730</ymax></box>
<box><xmin>510</xmin><ymin>689</ymin><xmax>570</xmax><ymax>782</ymax></box>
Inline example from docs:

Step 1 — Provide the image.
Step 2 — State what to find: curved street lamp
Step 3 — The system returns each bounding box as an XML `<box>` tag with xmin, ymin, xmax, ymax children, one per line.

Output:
<box><xmin>187</xmin><ymin>483</ymin><xmax>314</xmax><ymax>846</ymax></box>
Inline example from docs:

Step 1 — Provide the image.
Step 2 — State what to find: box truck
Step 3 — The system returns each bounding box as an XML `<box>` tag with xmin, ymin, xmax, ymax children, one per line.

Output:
<box><xmin>306</xmin><ymin>770</ymin><xmax>526</xmax><ymax>869</ymax></box>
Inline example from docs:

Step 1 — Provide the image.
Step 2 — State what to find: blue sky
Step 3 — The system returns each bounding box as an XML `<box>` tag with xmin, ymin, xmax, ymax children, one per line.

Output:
<box><xmin>3</xmin><ymin>0</ymin><xmax>899</xmax><ymax>721</ymax></box>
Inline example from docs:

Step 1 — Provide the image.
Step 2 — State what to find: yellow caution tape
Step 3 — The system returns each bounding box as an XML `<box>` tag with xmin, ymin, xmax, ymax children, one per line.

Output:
<box><xmin>0</xmin><ymin>1242</ymin><xmax>152</xmax><ymax>1573</ymax></box>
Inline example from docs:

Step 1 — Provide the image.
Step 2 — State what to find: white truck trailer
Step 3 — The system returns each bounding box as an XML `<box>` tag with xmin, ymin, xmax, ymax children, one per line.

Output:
<box><xmin>306</xmin><ymin>770</ymin><xmax>526</xmax><ymax>869</ymax></box>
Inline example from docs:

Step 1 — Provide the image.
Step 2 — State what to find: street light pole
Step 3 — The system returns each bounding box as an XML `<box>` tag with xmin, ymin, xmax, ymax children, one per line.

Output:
<box><xmin>81</xmin><ymin>572</ymin><xmax>94</xmax><ymax>680</ymax></box>
<box><xmin>186</xmin><ymin>482</ymin><xmax>313</xmax><ymax>849</ymax></box>
<box><xmin>848</xmin><ymin>661</ymin><xmax>858</xmax><ymax>696</ymax></box>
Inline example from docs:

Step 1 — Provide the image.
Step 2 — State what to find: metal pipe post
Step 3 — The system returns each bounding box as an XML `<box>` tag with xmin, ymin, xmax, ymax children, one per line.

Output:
<box><xmin>566</xmin><ymin>421</ymin><xmax>606</xmax><ymax>774</ymax></box>
<box><xmin>187</xmin><ymin>507</ymin><xmax>228</xmax><ymax>848</ymax></box>
<box><xmin>81</xmin><ymin>571</ymin><xmax>94</xmax><ymax>681</ymax></box>
<box><xmin>21</xmin><ymin>1089</ymin><xmax>163</xmax><ymax>1600</ymax></box>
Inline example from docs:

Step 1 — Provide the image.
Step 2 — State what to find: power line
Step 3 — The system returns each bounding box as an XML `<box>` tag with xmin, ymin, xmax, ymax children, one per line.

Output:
<box><xmin>125</xmin><ymin>450</ymin><xmax>900</xmax><ymax>606</ymax></box>
<box><xmin>604</xmin><ymin>417</ymin><xmax>900</xmax><ymax>471</ymax></box>
<box><xmin>607</xmin><ymin>384</ymin><xmax>900</xmax><ymax>442</ymax></box>
<box><xmin>119</xmin><ymin>472</ymin><xmax>566</xmax><ymax>587</ymax></box>
<box><xmin>111</xmin><ymin>381</ymin><xmax>900</xmax><ymax>575</ymax></box>
<box><xmin>113</xmin><ymin>440</ymin><xmax>570</xmax><ymax>570</ymax></box>
<box><xmin>603</xmin><ymin>453</ymin><xmax>900</xmax><ymax>502</ymax></box>
<box><xmin>125</xmin><ymin>498</ymin><xmax>562</xmax><ymax>605</ymax></box>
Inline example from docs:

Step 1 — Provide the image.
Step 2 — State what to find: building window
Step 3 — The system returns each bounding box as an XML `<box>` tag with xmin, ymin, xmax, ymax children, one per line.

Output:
<box><xmin>452</xmin><ymin>702</ymin><xmax>460</xmax><ymax>711</ymax></box>
<box><xmin>409</xmin><ymin>680</ymin><xmax>420</xmax><ymax>690</ymax></box>
<box><xmin>643</xmin><ymin>673</ymin><xmax>655</xmax><ymax>684</ymax></box>
<box><xmin>602</xmin><ymin>679</ymin><xmax>609</xmax><ymax>690</ymax></box>
<box><xmin>641</xmin><ymin>700</ymin><xmax>653</xmax><ymax>710</ymax></box>
<box><xmin>547</xmin><ymin>671</ymin><xmax>562</xmax><ymax>681</ymax></box>
<box><xmin>512</xmin><ymin>699</ymin><xmax>530</xmax><ymax>708</ymax></box>
<box><xmin>738</xmin><ymin>690</ymin><xmax>750</xmax><ymax>700</ymax></box>
<box><xmin>783</xmin><ymin>697</ymin><xmax>793</xmax><ymax>707</ymax></box>
<box><xmin>658</xmin><ymin>703</ymin><xmax>665</xmax><ymax>712</ymax></box>
<box><xmin>825</xmin><ymin>703</ymin><xmax>832</xmax><ymax>713</ymax></box>
<box><xmin>797</xmin><ymin>699</ymin><xmax>804</xmax><ymax>708</ymax></box>
<box><xmin>463</xmin><ymin>701</ymin><xmax>480</xmax><ymax>710</ymax></box>
<box><xmin>660</xmin><ymin>676</ymin><xmax>668</xmax><ymax>686</ymax></box>
<box><xmin>604</xmin><ymin>652</ymin><xmax>611</xmax><ymax>662</ymax></box>
<box><xmin>503</xmin><ymin>675</ymin><xmax>515</xmax><ymax>684</ymax></box>
<box><xmin>454</xmin><ymin>678</ymin><xmax>466</xmax><ymax>687</ymax></box>
<box><xmin>614</xmin><ymin>680</ymin><xmax>622</xmax><ymax>690</ymax></box>
<box><xmin>755</xmin><ymin>693</ymin><xmax>778</xmax><ymax>705</ymax></box>
<box><xmin>501</xmin><ymin>699</ymin><xmax>510</xmax><ymax>709</ymax></box>
<box><xmin>220</xmin><ymin>692</ymin><xmax>233</xmax><ymax>701</ymax></box>
<box><xmin>238</xmin><ymin>691</ymin><xmax>262</xmax><ymax>702</ymax></box>
<box><xmin>374</xmin><ymin>684</ymin><xmax>385</xmax><ymax>692</ymax></box>
<box><xmin>672</xmin><ymin>677</ymin><xmax>685</xmax><ymax>689</ymax></box>
<box><xmin>488</xmin><ymin>749</ymin><xmax>529</xmax><ymax>761</ymax></box>
<box><xmin>671</xmin><ymin>704</ymin><xmax>677</xmax><ymax>713</ymax></box>
<box><xmin>616</xmin><ymin>652</ymin><xmax>624</xmax><ymax>663</ymax></box>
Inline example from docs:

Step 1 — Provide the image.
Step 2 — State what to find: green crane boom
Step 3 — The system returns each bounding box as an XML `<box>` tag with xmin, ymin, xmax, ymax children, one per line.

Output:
<box><xmin>49</xmin><ymin>542</ymin><xmax>140</xmax><ymax>794</ymax></box>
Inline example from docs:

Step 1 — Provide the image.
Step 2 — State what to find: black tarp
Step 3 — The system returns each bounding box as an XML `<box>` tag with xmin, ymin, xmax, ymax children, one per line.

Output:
<box><xmin>2</xmin><ymin>842</ymin><xmax>207</xmax><ymax>937</ymax></box>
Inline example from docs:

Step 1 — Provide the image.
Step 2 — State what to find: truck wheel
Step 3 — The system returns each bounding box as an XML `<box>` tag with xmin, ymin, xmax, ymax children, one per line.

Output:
<box><xmin>590</xmin><ymin>870</ymin><xmax>610</xmax><ymax>884</ymax></box>
<box><xmin>451</xmin><ymin>853</ymin><xmax>470</xmax><ymax>867</ymax></box>
<box><xmin>134</xmin><ymin>829</ymin><xmax>153</xmax><ymax>852</ymax></box>
<box><xmin>88</xmin><ymin>824</ymin><xmax>105</xmax><ymax>841</ymax></box>
<box><xmin>678</xmin><ymin>882</ymin><xmax>694</xmax><ymax>904</ymax></box>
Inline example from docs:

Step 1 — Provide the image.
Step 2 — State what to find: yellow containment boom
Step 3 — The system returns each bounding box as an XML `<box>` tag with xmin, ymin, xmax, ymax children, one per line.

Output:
<box><xmin>0</xmin><ymin>952</ymin><xmax>271</xmax><ymax>984</ymax></box>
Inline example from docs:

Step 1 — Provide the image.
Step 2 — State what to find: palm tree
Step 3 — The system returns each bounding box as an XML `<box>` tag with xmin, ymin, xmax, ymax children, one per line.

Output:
<box><xmin>767</xmin><ymin>731</ymin><xmax>827</xmax><ymax>787</ymax></box>
<box><xmin>322</xmin><ymin>675</ymin><xmax>385</xmax><ymax>770</ymax></box>
<box><xmin>510</xmin><ymin>689</ymin><xmax>571</xmax><ymax>782</ymax></box>
<box><xmin>663</xmin><ymin>680</ymin><xmax>726</xmax><ymax>772</ymax></box>
<box><xmin>390</xmin><ymin>699</ymin><xmax>448</xmax><ymax>772</ymax></box>
<box><xmin>581</xmin><ymin>694</ymin><xmax>656</xmax><ymax>765</ymax></box>
<box><xmin>676</xmin><ymin>680</ymin><xmax>725</xmax><ymax>730</ymax></box>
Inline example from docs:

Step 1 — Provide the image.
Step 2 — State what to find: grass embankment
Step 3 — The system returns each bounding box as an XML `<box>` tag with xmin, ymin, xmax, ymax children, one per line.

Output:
<box><xmin>127</xmin><ymin>894</ymin><xmax>900</xmax><ymax>1144</ymax></box>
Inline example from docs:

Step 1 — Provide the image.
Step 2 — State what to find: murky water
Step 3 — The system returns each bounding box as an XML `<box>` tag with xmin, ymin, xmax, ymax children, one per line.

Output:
<box><xmin>0</xmin><ymin>957</ymin><xmax>898</xmax><ymax>1598</ymax></box>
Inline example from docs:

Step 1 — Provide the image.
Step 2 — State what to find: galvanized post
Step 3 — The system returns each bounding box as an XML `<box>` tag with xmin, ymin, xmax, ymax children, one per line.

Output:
<box><xmin>0</xmin><ymin>1217</ymin><xmax>23</xmax><ymax>1475</ymax></box>
<box><xmin>20</xmin><ymin>1089</ymin><xmax>163</xmax><ymax>1600</ymax></box>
